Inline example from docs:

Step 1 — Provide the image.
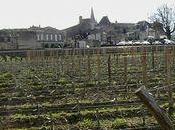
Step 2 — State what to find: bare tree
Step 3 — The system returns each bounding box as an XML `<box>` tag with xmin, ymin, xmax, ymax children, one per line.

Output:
<box><xmin>151</xmin><ymin>4</ymin><xmax>175</xmax><ymax>39</ymax></box>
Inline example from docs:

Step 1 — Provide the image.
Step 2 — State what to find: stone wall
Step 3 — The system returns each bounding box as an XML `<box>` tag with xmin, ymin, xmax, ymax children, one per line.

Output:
<box><xmin>17</xmin><ymin>31</ymin><xmax>42</xmax><ymax>49</ymax></box>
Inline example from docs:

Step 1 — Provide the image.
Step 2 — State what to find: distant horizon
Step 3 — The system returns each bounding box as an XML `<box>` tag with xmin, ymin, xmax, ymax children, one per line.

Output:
<box><xmin>0</xmin><ymin>0</ymin><xmax>174</xmax><ymax>30</ymax></box>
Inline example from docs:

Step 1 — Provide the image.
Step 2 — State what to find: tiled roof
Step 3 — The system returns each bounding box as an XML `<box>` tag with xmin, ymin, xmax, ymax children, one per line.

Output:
<box><xmin>99</xmin><ymin>16</ymin><xmax>111</xmax><ymax>26</ymax></box>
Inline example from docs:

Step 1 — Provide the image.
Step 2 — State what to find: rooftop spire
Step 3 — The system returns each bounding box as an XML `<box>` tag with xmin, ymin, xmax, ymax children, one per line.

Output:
<box><xmin>91</xmin><ymin>7</ymin><xmax>96</xmax><ymax>22</ymax></box>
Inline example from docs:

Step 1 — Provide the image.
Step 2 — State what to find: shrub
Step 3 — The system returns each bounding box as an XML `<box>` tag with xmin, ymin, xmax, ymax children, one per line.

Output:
<box><xmin>79</xmin><ymin>119</ymin><xmax>95</xmax><ymax>129</ymax></box>
<box><xmin>58</xmin><ymin>78</ymin><xmax>68</xmax><ymax>85</ymax></box>
<box><xmin>2</xmin><ymin>72</ymin><xmax>13</xmax><ymax>79</ymax></box>
<box><xmin>111</xmin><ymin>118</ymin><xmax>127</xmax><ymax>129</ymax></box>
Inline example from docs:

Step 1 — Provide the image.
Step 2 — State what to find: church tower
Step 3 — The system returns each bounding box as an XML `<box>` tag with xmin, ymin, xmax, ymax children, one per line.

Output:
<box><xmin>90</xmin><ymin>7</ymin><xmax>97</xmax><ymax>30</ymax></box>
<box><xmin>91</xmin><ymin>7</ymin><xmax>96</xmax><ymax>23</ymax></box>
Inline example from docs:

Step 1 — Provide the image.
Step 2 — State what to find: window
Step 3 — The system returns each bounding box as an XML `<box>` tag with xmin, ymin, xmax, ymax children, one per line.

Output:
<box><xmin>50</xmin><ymin>34</ymin><xmax>53</xmax><ymax>41</ymax></box>
<box><xmin>55</xmin><ymin>34</ymin><xmax>58</xmax><ymax>41</ymax></box>
<box><xmin>59</xmin><ymin>34</ymin><xmax>62</xmax><ymax>41</ymax></box>
<box><xmin>37</xmin><ymin>34</ymin><xmax>40</xmax><ymax>41</ymax></box>
<box><xmin>41</xmin><ymin>34</ymin><xmax>44</xmax><ymax>40</ymax></box>
<box><xmin>46</xmin><ymin>34</ymin><xmax>49</xmax><ymax>41</ymax></box>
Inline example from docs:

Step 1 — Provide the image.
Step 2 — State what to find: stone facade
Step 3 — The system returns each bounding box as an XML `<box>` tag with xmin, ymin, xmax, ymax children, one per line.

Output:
<box><xmin>29</xmin><ymin>26</ymin><xmax>64</xmax><ymax>48</ymax></box>
<box><xmin>0</xmin><ymin>29</ymin><xmax>40</xmax><ymax>49</ymax></box>
<box><xmin>0</xmin><ymin>26</ymin><xmax>64</xmax><ymax>49</ymax></box>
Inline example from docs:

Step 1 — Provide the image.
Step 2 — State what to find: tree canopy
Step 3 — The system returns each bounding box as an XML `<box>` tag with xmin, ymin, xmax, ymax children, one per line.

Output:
<box><xmin>151</xmin><ymin>4</ymin><xmax>175</xmax><ymax>39</ymax></box>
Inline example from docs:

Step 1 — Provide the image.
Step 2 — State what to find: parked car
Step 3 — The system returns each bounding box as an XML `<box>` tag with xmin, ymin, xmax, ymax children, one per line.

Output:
<box><xmin>163</xmin><ymin>39</ymin><xmax>175</xmax><ymax>44</ymax></box>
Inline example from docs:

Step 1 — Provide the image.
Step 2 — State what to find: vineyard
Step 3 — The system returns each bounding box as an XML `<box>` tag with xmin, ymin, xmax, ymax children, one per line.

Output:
<box><xmin>0</xmin><ymin>45</ymin><xmax>175</xmax><ymax>130</ymax></box>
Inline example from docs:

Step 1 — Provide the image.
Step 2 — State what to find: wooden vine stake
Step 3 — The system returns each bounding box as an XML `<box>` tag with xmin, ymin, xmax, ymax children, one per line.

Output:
<box><xmin>87</xmin><ymin>52</ymin><xmax>91</xmax><ymax>82</ymax></box>
<box><xmin>60</xmin><ymin>51</ymin><xmax>64</xmax><ymax>76</ymax></box>
<box><xmin>96</xmin><ymin>49</ymin><xmax>101</xmax><ymax>84</ymax></box>
<box><xmin>141</xmin><ymin>47</ymin><xmax>147</xmax><ymax>87</ymax></box>
<box><xmin>130</xmin><ymin>47</ymin><xmax>135</xmax><ymax>65</ymax></box>
<box><xmin>173</xmin><ymin>46</ymin><xmax>175</xmax><ymax>64</ymax></box>
<box><xmin>123</xmin><ymin>53</ymin><xmax>128</xmax><ymax>93</ymax></box>
<box><xmin>165</xmin><ymin>47</ymin><xmax>174</xmax><ymax>116</ymax></box>
<box><xmin>26</xmin><ymin>50</ymin><xmax>31</xmax><ymax>62</ymax></box>
<box><xmin>155</xmin><ymin>45</ymin><xmax>158</xmax><ymax>68</ymax></box>
<box><xmin>71</xmin><ymin>48</ymin><xmax>75</xmax><ymax>77</ymax></box>
<box><xmin>135</xmin><ymin>87</ymin><xmax>174</xmax><ymax>130</ymax></box>
<box><xmin>95</xmin><ymin>49</ymin><xmax>101</xmax><ymax>102</ymax></box>
<box><xmin>151</xmin><ymin>46</ymin><xmax>155</xmax><ymax>69</ymax></box>
<box><xmin>116</xmin><ymin>53</ymin><xmax>119</xmax><ymax>65</ymax></box>
<box><xmin>75</xmin><ymin>52</ymin><xmax>81</xmax><ymax>82</ymax></box>
<box><xmin>108</xmin><ymin>54</ymin><xmax>112</xmax><ymax>84</ymax></box>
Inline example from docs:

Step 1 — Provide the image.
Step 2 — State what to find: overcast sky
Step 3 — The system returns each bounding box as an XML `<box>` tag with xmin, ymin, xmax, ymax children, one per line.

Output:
<box><xmin>0</xmin><ymin>0</ymin><xmax>174</xmax><ymax>30</ymax></box>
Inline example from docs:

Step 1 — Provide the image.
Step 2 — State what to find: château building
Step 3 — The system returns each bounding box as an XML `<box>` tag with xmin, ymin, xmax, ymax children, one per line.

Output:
<box><xmin>0</xmin><ymin>26</ymin><xmax>64</xmax><ymax>49</ymax></box>
<box><xmin>29</xmin><ymin>26</ymin><xmax>64</xmax><ymax>48</ymax></box>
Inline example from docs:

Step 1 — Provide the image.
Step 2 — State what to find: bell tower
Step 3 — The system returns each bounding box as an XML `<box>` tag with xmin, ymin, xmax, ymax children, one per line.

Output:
<box><xmin>90</xmin><ymin>7</ymin><xmax>97</xmax><ymax>29</ymax></box>
<box><xmin>91</xmin><ymin>7</ymin><xmax>96</xmax><ymax>23</ymax></box>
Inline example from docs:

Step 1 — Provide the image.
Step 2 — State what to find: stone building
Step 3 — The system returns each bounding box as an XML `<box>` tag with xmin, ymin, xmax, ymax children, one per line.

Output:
<box><xmin>29</xmin><ymin>26</ymin><xmax>64</xmax><ymax>48</ymax></box>
<box><xmin>0</xmin><ymin>29</ymin><xmax>40</xmax><ymax>49</ymax></box>
<box><xmin>0</xmin><ymin>8</ymin><xmax>165</xmax><ymax>49</ymax></box>
<box><xmin>63</xmin><ymin>8</ymin><xmax>165</xmax><ymax>47</ymax></box>
<box><xmin>0</xmin><ymin>26</ymin><xmax>64</xmax><ymax>49</ymax></box>
<box><xmin>63</xmin><ymin>7</ymin><xmax>97</xmax><ymax>41</ymax></box>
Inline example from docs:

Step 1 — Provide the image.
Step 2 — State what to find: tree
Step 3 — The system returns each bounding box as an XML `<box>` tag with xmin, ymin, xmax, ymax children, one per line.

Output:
<box><xmin>151</xmin><ymin>4</ymin><xmax>175</xmax><ymax>39</ymax></box>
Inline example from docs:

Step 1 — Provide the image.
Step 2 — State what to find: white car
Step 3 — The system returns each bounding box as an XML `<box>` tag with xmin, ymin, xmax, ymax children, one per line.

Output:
<box><xmin>142</xmin><ymin>41</ymin><xmax>150</xmax><ymax>45</ymax></box>
<box><xmin>127</xmin><ymin>41</ymin><xmax>133</xmax><ymax>45</ymax></box>
<box><xmin>134</xmin><ymin>41</ymin><xmax>141</xmax><ymax>45</ymax></box>
<box><xmin>154</xmin><ymin>41</ymin><xmax>162</xmax><ymax>45</ymax></box>
<box><xmin>164</xmin><ymin>39</ymin><xmax>175</xmax><ymax>44</ymax></box>
<box><xmin>117</xmin><ymin>41</ymin><xmax>126</xmax><ymax>46</ymax></box>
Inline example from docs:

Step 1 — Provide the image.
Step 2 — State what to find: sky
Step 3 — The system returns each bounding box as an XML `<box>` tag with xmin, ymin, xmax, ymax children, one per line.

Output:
<box><xmin>0</xmin><ymin>0</ymin><xmax>174</xmax><ymax>30</ymax></box>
